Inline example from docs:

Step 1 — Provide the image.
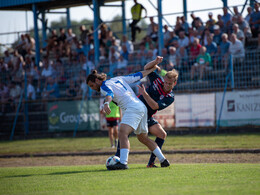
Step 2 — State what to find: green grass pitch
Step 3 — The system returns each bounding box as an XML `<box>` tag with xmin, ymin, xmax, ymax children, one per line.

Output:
<box><xmin>0</xmin><ymin>164</ymin><xmax>259</xmax><ymax>195</ymax></box>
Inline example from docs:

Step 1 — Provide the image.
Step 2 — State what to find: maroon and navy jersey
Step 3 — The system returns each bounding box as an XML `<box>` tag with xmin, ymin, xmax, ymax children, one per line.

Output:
<box><xmin>139</xmin><ymin>71</ymin><xmax>175</xmax><ymax>118</ymax></box>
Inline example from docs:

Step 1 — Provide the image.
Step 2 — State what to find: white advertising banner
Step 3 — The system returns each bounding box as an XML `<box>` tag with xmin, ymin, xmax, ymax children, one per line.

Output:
<box><xmin>216</xmin><ymin>90</ymin><xmax>260</xmax><ymax>126</ymax></box>
<box><xmin>154</xmin><ymin>102</ymin><xmax>175</xmax><ymax>128</ymax></box>
<box><xmin>175</xmin><ymin>93</ymin><xmax>215</xmax><ymax>127</ymax></box>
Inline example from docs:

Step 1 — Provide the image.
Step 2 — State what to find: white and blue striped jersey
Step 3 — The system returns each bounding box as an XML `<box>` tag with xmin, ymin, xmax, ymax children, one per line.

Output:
<box><xmin>100</xmin><ymin>72</ymin><xmax>144</xmax><ymax>111</ymax></box>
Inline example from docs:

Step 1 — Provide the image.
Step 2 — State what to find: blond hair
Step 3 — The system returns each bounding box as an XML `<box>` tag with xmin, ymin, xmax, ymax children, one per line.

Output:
<box><xmin>165</xmin><ymin>69</ymin><xmax>179</xmax><ymax>83</ymax></box>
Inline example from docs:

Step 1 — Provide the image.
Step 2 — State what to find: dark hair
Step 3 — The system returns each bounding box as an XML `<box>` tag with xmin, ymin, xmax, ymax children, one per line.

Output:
<box><xmin>86</xmin><ymin>70</ymin><xmax>107</xmax><ymax>84</ymax></box>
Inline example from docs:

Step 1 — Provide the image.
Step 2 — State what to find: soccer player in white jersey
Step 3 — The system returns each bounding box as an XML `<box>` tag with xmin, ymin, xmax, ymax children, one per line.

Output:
<box><xmin>87</xmin><ymin>56</ymin><xmax>170</xmax><ymax>170</ymax></box>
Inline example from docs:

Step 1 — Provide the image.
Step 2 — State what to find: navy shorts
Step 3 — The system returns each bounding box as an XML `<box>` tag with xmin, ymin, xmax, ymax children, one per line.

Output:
<box><xmin>106</xmin><ymin>119</ymin><xmax>119</xmax><ymax>127</ymax></box>
<box><xmin>147</xmin><ymin>117</ymin><xmax>159</xmax><ymax>127</ymax></box>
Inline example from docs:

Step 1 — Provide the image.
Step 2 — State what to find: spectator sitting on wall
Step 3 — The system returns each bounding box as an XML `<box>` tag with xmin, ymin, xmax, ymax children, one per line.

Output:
<box><xmin>190</xmin><ymin>46</ymin><xmax>212</xmax><ymax>82</ymax></box>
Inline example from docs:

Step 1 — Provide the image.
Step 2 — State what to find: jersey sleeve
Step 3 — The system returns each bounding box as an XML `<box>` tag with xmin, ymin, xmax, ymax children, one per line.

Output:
<box><xmin>100</xmin><ymin>81</ymin><xmax>114</xmax><ymax>98</ymax></box>
<box><xmin>121</xmin><ymin>72</ymin><xmax>143</xmax><ymax>84</ymax></box>
<box><xmin>157</xmin><ymin>93</ymin><xmax>174</xmax><ymax>111</ymax></box>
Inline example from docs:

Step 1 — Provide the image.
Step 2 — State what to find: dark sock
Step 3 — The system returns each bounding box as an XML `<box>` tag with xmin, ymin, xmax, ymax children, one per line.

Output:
<box><xmin>148</xmin><ymin>137</ymin><xmax>165</xmax><ymax>165</ymax></box>
<box><xmin>115</xmin><ymin>140</ymin><xmax>120</xmax><ymax>157</ymax></box>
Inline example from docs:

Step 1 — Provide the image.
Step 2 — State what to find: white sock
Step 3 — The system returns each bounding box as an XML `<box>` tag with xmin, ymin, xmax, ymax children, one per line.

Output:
<box><xmin>120</xmin><ymin>148</ymin><xmax>129</xmax><ymax>165</ymax></box>
<box><xmin>153</xmin><ymin>147</ymin><xmax>165</xmax><ymax>163</ymax></box>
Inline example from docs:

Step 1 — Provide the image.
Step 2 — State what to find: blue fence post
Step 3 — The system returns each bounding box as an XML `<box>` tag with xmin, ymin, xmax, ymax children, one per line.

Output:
<box><xmin>66</xmin><ymin>8</ymin><xmax>71</xmax><ymax>29</ymax></box>
<box><xmin>10</xmin><ymin>90</ymin><xmax>24</xmax><ymax>141</ymax></box>
<box><xmin>32</xmin><ymin>3</ymin><xmax>40</xmax><ymax>68</ymax></box>
<box><xmin>122</xmin><ymin>0</ymin><xmax>127</xmax><ymax>36</ymax></box>
<box><xmin>230</xmin><ymin>55</ymin><xmax>234</xmax><ymax>90</ymax></box>
<box><xmin>93</xmin><ymin>0</ymin><xmax>100</xmax><ymax>65</ymax></box>
<box><xmin>24</xmin><ymin>73</ymin><xmax>29</xmax><ymax>136</ymax></box>
<box><xmin>157</xmin><ymin>0</ymin><xmax>164</xmax><ymax>56</ymax></box>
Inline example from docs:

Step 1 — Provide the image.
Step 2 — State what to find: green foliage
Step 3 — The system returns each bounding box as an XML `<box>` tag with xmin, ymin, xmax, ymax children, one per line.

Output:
<box><xmin>0</xmin><ymin>164</ymin><xmax>259</xmax><ymax>194</ymax></box>
<box><xmin>0</xmin><ymin>133</ymin><xmax>259</xmax><ymax>155</ymax></box>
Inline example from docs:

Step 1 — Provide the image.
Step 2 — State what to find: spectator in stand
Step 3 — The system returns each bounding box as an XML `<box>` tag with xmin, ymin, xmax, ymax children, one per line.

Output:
<box><xmin>24</xmin><ymin>34</ymin><xmax>35</xmax><ymax>56</ymax></box>
<box><xmin>41</xmin><ymin>56</ymin><xmax>53</xmax><ymax>88</ymax></box>
<box><xmin>3</xmin><ymin>50</ymin><xmax>12</xmax><ymax>67</ymax></box>
<box><xmin>129</xmin><ymin>0</ymin><xmax>147</xmax><ymax>42</ymax></box>
<box><xmin>250</xmin><ymin>3</ymin><xmax>260</xmax><ymax>38</ymax></box>
<box><xmin>117</xmin><ymin>55</ymin><xmax>128</xmax><ymax>71</ymax></box>
<box><xmin>149</xmin><ymin>42</ymin><xmax>158</xmax><ymax>59</ymax></box>
<box><xmin>205</xmin><ymin>34</ymin><xmax>218</xmax><ymax>68</ymax></box>
<box><xmin>201</xmin><ymin>28</ymin><xmax>211</xmax><ymax>46</ymax></box>
<box><xmin>233</xmin><ymin>6</ymin><xmax>241</xmax><ymax>21</ymax></box>
<box><xmin>219</xmin><ymin>33</ymin><xmax>231</xmax><ymax>70</ymax></box>
<box><xmin>66</xmin><ymin>79</ymin><xmax>78</xmax><ymax>98</ymax></box>
<box><xmin>0</xmin><ymin>82</ymin><xmax>9</xmax><ymax>113</ymax></box>
<box><xmin>45</xmin><ymin>29</ymin><xmax>58</xmax><ymax>57</ymax></box>
<box><xmin>100</xmin><ymin>23</ymin><xmax>108</xmax><ymax>46</ymax></box>
<box><xmin>42</xmin><ymin>77</ymin><xmax>59</xmax><ymax>100</ymax></box>
<box><xmin>168</xmin><ymin>46</ymin><xmax>177</xmax><ymax>67</ymax></box>
<box><xmin>120</xmin><ymin>44</ymin><xmax>129</xmax><ymax>61</ymax></box>
<box><xmin>245</xmin><ymin>6</ymin><xmax>253</xmax><ymax>23</ymax></box>
<box><xmin>15</xmin><ymin>34</ymin><xmax>27</xmax><ymax>58</ymax></box>
<box><xmin>181</xmin><ymin>16</ymin><xmax>190</xmax><ymax>34</ymax></box>
<box><xmin>147</xmin><ymin>17</ymin><xmax>158</xmax><ymax>37</ymax></box>
<box><xmin>165</xmin><ymin>31</ymin><xmax>179</xmax><ymax>48</ymax></box>
<box><xmin>237</xmin><ymin>15</ymin><xmax>252</xmax><ymax>39</ymax></box>
<box><xmin>233</xmin><ymin>23</ymin><xmax>245</xmax><ymax>44</ymax></box>
<box><xmin>109</xmin><ymin>47</ymin><xmax>120</xmax><ymax>76</ymax></box>
<box><xmin>176</xmin><ymin>46</ymin><xmax>188</xmax><ymax>71</ymax></box>
<box><xmin>8</xmin><ymin>81</ymin><xmax>22</xmax><ymax>111</ymax></box>
<box><xmin>121</xmin><ymin>35</ymin><xmax>134</xmax><ymax>54</ymax></box>
<box><xmin>78</xmin><ymin>70</ymin><xmax>87</xmax><ymax>98</ymax></box>
<box><xmin>222</xmin><ymin>7</ymin><xmax>232</xmax><ymax>28</ymax></box>
<box><xmin>25</xmin><ymin>49</ymin><xmax>35</xmax><ymax>60</ymax></box>
<box><xmin>206</xmin><ymin>12</ymin><xmax>216</xmax><ymax>33</ymax></box>
<box><xmin>149</xmin><ymin>24</ymin><xmax>159</xmax><ymax>42</ymax></box>
<box><xmin>79</xmin><ymin>25</ymin><xmax>89</xmax><ymax>45</ymax></box>
<box><xmin>213</xmin><ymin>25</ymin><xmax>223</xmax><ymax>46</ymax></box>
<box><xmin>190</xmin><ymin>46</ymin><xmax>212</xmax><ymax>82</ymax></box>
<box><xmin>163</xmin><ymin>25</ymin><xmax>171</xmax><ymax>45</ymax></box>
<box><xmin>111</xmin><ymin>37</ymin><xmax>121</xmax><ymax>54</ymax></box>
<box><xmin>178</xmin><ymin>30</ymin><xmax>189</xmax><ymax>48</ymax></box>
<box><xmin>189</xmin><ymin>37</ymin><xmax>202</xmax><ymax>64</ymax></box>
<box><xmin>57</xmin><ymin>28</ymin><xmax>67</xmax><ymax>56</ymax></box>
<box><xmin>137</xmin><ymin>43</ymin><xmax>148</xmax><ymax>66</ymax></box>
<box><xmin>174</xmin><ymin>17</ymin><xmax>184</xmax><ymax>36</ymax></box>
<box><xmin>190</xmin><ymin>13</ymin><xmax>203</xmax><ymax>29</ymax></box>
<box><xmin>65</xmin><ymin>28</ymin><xmax>76</xmax><ymax>56</ymax></box>
<box><xmin>11</xmin><ymin>50</ymin><xmax>25</xmax><ymax>83</ymax></box>
<box><xmin>188</xmin><ymin>27</ymin><xmax>199</xmax><ymax>45</ymax></box>
<box><xmin>216</xmin><ymin>14</ymin><xmax>225</xmax><ymax>32</ymax></box>
<box><xmin>229</xmin><ymin>33</ymin><xmax>245</xmax><ymax>63</ymax></box>
<box><xmin>194</xmin><ymin>18</ymin><xmax>205</xmax><ymax>38</ymax></box>
<box><xmin>24</xmin><ymin>56</ymin><xmax>39</xmax><ymax>82</ymax></box>
<box><xmin>27</xmin><ymin>77</ymin><xmax>36</xmax><ymax>101</ymax></box>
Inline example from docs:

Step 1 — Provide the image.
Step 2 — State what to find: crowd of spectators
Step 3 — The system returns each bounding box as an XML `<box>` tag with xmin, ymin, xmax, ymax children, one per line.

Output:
<box><xmin>0</xmin><ymin>4</ymin><xmax>260</xmax><ymax>113</ymax></box>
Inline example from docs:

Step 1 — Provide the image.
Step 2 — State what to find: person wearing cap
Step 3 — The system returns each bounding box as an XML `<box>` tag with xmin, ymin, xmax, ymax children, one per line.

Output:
<box><xmin>206</xmin><ymin>12</ymin><xmax>216</xmax><ymax>32</ymax></box>
<box><xmin>213</xmin><ymin>25</ymin><xmax>223</xmax><ymax>46</ymax></box>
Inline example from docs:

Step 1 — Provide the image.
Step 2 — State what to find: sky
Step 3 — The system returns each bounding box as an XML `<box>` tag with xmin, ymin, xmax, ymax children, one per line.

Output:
<box><xmin>0</xmin><ymin>0</ymin><xmax>250</xmax><ymax>50</ymax></box>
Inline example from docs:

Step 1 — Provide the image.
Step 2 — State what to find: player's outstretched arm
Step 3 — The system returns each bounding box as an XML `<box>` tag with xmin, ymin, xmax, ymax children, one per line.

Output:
<box><xmin>138</xmin><ymin>84</ymin><xmax>159</xmax><ymax>110</ymax></box>
<box><xmin>144</xmin><ymin>56</ymin><xmax>163</xmax><ymax>70</ymax></box>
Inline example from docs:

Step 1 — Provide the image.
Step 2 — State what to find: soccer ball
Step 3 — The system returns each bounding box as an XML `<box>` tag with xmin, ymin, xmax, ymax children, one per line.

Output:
<box><xmin>106</xmin><ymin>156</ymin><xmax>120</xmax><ymax>169</ymax></box>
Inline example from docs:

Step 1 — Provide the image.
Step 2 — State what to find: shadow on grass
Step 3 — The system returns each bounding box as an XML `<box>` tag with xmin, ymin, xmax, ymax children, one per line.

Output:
<box><xmin>2</xmin><ymin>168</ymin><xmax>108</xmax><ymax>178</ymax></box>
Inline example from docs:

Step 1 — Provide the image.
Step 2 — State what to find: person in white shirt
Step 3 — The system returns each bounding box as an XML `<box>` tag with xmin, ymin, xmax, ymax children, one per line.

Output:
<box><xmin>27</xmin><ymin>77</ymin><xmax>36</xmax><ymax>100</ymax></box>
<box><xmin>229</xmin><ymin>33</ymin><xmax>245</xmax><ymax>62</ymax></box>
<box><xmin>87</xmin><ymin>56</ymin><xmax>170</xmax><ymax>170</ymax></box>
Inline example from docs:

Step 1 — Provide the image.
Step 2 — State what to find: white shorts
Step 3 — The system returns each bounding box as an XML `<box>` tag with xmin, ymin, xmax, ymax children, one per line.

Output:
<box><xmin>120</xmin><ymin>104</ymin><xmax>148</xmax><ymax>135</ymax></box>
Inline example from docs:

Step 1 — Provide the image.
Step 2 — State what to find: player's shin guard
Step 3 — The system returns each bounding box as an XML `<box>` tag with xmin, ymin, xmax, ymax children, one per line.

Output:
<box><xmin>148</xmin><ymin>137</ymin><xmax>165</xmax><ymax>165</ymax></box>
